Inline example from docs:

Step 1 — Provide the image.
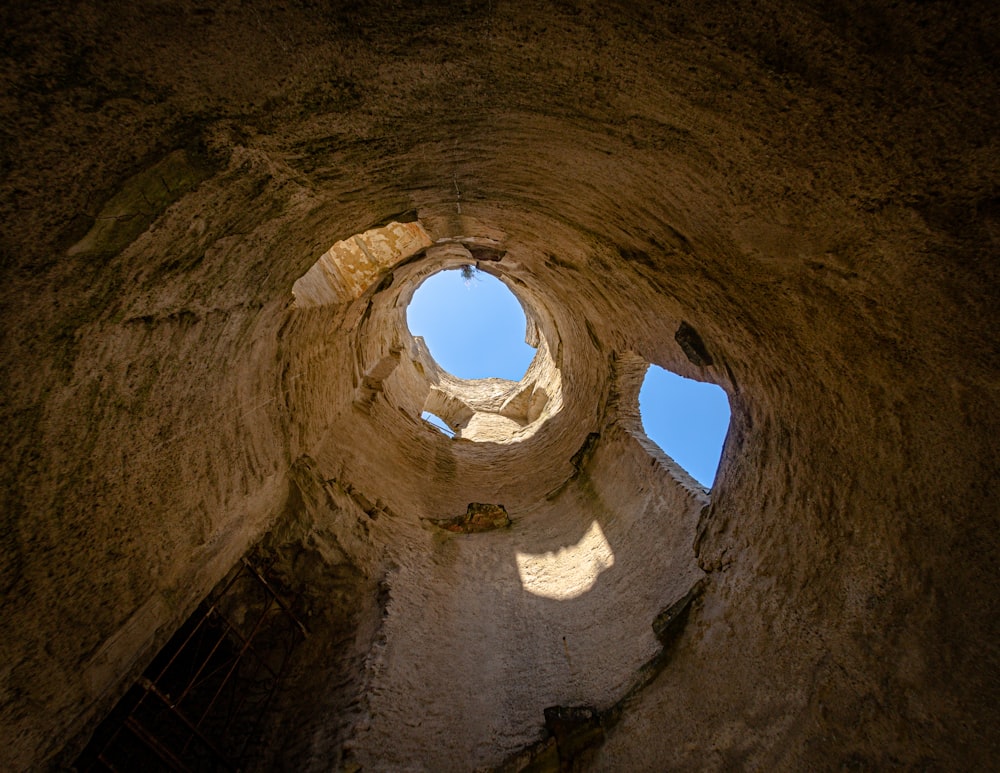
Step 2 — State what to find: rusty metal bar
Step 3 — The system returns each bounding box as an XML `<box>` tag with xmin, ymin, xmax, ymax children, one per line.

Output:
<box><xmin>219</xmin><ymin>620</ymin><xmax>298</xmax><ymax>748</ymax></box>
<box><xmin>242</xmin><ymin>558</ymin><xmax>310</xmax><ymax>638</ymax></box>
<box><xmin>123</xmin><ymin>715</ymin><xmax>191</xmax><ymax>773</ymax></box>
<box><xmin>77</xmin><ymin>556</ymin><xmax>305</xmax><ymax>771</ymax></box>
<box><xmin>140</xmin><ymin>677</ymin><xmax>235</xmax><ymax>770</ymax></box>
<box><xmin>192</xmin><ymin>594</ymin><xmax>275</xmax><ymax>731</ymax></box>
<box><xmin>232</xmin><ymin>624</ymin><xmax>301</xmax><ymax>764</ymax></box>
<box><xmin>172</xmin><ymin>609</ymin><xmax>237</xmax><ymax>707</ymax></box>
<box><xmin>151</xmin><ymin>564</ymin><xmax>247</xmax><ymax>685</ymax></box>
<box><xmin>88</xmin><ymin>723</ymin><xmax>128</xmax><ymax>773</ymax></box>
<box><xmin>210</xmin><ymin>604</ymin><xmax>287</xmax><ymax>680</ymax></box>
<box><xmin>94</xmin><ymin>752</ymin><xmax>121</xmax><ymax>772</ymax></box>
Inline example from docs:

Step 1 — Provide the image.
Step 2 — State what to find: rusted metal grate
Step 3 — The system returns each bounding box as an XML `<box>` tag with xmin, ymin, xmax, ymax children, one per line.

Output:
<box><xmin>74</xmin><ymin>558</ymin><xmax>307</xmax><ymax>772</ymax></box>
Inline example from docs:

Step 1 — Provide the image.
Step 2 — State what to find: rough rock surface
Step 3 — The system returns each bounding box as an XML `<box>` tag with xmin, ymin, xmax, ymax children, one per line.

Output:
<box><xmin>0</xmin><ymin>1</ymin><xmax>998</xmax><ymax>770</ymax></box>
<box><xmin>428</xmin><ymin>503</ymin><xmax>513</xmax><ymax>533</ymax></box>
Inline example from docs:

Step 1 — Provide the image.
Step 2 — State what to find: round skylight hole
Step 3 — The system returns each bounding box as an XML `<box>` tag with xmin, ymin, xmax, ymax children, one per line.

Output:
<box><xmin>406</xmin><ymin>267</ymin><xmax>536</xmax><ymax>381</ymax></box>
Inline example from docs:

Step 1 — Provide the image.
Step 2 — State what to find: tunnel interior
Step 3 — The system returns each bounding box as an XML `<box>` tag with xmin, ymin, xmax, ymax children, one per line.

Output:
<box><xmin>1</xmin><ymin>1</ymin><xmax>998</xmax><ymax>771</ymax></box>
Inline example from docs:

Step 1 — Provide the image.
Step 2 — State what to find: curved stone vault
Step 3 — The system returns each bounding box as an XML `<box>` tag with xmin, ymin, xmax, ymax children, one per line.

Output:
<box><xmin>0</xmin><ymin>1</ymin><xmax>997</xmax><ymax>770</ymax></box>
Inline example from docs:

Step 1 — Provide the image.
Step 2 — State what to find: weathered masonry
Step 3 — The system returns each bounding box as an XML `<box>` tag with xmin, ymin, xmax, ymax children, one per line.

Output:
<box><xmin>1</xmin><ymin>2</ymin><xmax>997</xmax><ymax>770</ymax></box>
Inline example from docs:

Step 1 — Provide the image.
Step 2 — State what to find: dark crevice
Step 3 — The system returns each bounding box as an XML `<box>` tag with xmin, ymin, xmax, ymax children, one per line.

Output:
<box><xmin>546</xmin><ymin>432</ymin><xmax>601</xmax><ymax>501</ymax></box>
<box><xmin>675</xmin><ymin>321</ymin><xmax>714</xmax><ymax>367</ymax></box>
<box><xmin>495</xmin><ymin>578</ymin><xmax>707</xmax><ymax>772</ymax></box>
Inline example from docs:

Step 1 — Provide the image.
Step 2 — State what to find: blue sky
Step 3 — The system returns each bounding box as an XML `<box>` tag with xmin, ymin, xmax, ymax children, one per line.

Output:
<box><xmin>639</xmin><ymin>366</ymin><xmax>730</xmax><ymax>487</ymax></box>
<box><xmin>407</xmin><ymin>269</ymin><xmax>536</xmax><ymax>380</ymax></box>
<box><xmin>407</xmin><ymin>268</ymin><xmax>730</xmax><ymax>486</ymax></box>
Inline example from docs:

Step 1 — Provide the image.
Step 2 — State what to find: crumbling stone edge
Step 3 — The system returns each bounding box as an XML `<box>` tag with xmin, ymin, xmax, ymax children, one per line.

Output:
<box><xmin>492</xmin><ymin>577</ymin><xmax>708</xmax><ymax>772</ymax></box>
<box><xmin>426</xmin><ymin>503</ymin><xmax>512</xmax><ymax>533</ymax></box>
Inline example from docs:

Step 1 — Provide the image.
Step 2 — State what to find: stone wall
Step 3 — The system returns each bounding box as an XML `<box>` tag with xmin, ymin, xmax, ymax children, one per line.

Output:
<box><xmin>1</xmin><ymin>1</ymin><xmax>997</xmax><ymax>770</ymax></box>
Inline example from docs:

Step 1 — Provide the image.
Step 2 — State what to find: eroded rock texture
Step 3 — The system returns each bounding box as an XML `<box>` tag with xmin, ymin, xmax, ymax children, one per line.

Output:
<box><xmin>1</xmin><ymin>1</ymin><xmax>997</xmax><ymax>770</ymax></box>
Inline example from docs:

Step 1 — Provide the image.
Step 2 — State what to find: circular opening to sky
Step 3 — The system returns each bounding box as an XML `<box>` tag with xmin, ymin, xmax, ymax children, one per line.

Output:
<box><xmin>407</xmin><ymin>267</ymin><xmax>536</xmax><ymax>381</ymax></box>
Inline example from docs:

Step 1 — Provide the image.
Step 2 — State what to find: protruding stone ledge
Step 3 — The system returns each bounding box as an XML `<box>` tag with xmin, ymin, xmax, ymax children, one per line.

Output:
<box><xmin>426</xmin><ymin>503</ymin><xmax>511</xmax><ymax>533</ymax></box>
<box><xmin>292</xmin><ymin>221</ymin><xmax>433</xmax><ymax>308</ymax></box>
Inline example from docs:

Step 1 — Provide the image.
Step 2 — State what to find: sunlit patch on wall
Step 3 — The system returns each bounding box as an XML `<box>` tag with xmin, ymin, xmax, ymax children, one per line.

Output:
<box><xmin>515</xmin><ymin>521</ymin><xmax>615</xmax><ymax>600</ymax></box>
<box><xmin>639</xmin><ymin>365</ymin><xmax>730</xmax><ymax>488</ymax></box>
<box><xmin>292</xmin><ymin>221</ymin><xmax>432</xmax><ymax>308</ymax></box>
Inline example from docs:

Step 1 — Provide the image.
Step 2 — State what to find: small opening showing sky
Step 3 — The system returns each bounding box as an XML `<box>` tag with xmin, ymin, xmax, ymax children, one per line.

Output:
<box><xmin>421</xmin><ymin>411</ymin><xmax>455</xmax><ymax>436</ymax></box>
<box><xmin>407</xmin><ymin>268</ymin><xmax>536</xmax><ymax>380</ymax></box>
<box><xmin>639</xmin><ymin>366</ymin><xmax>731</xmax><ymax>487</ymax></box>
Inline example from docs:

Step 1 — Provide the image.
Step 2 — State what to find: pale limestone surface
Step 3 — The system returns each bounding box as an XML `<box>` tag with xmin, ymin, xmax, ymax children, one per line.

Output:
<box><xmin>293</xmin><ymin>221</ymin><xmax>433</xmax><ymax>308</ymax></box>
<box><xmin>0</xmin><ymin>1</ymin><xmax>998</xmax><ymax>771</ymax></box>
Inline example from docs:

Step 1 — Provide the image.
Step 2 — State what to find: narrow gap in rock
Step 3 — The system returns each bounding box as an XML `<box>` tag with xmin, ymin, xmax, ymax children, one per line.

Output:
<box><xmin>421</xmin><ymin>410</ymin><xmax>455</xmax><ymax>437</ymax></box>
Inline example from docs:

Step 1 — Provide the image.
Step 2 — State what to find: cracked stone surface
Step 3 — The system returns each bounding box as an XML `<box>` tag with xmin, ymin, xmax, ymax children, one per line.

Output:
<box><xmin>428</xmin><ymin>503</ymin><xmax>512</xmax><ymax>533</ymax></box>
<box><xmin>1</xmin><ymin>1</ymin><xmax>998</xmax><ymax>770</ymax></box>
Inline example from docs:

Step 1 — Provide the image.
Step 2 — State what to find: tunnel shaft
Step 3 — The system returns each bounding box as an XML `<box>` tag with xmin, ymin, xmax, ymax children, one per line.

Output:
<box><xmin>1</xmin><ymin>1</ymin><xmax>998</xmax><ymax>770</ymax></box>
